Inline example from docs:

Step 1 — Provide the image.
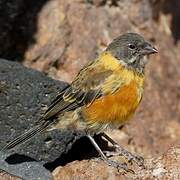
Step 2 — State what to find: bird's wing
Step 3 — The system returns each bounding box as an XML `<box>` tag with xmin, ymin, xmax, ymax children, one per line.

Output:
<box><xmin>40</xmin><ymin>68</ymin><xmax>113</xmax><ymax>121</ymax></box>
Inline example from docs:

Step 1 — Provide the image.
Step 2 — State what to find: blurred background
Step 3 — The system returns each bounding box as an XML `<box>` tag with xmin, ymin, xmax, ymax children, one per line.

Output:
<box><xmin>0</xmin><ymin>0</ymin><xmax>179</xmax><ymax>160</ymax></box>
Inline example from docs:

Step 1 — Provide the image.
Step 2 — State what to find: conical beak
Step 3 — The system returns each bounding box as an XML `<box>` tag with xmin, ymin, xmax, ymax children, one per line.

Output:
<box><xmin>141</xmin><ymin>44</ymin><xmax>158</xmax><ymax>55</ymax></box>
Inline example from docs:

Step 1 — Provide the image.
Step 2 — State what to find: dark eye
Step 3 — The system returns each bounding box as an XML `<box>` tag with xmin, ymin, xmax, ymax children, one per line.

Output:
<box><xmin>128</xmin><ymin>44</ymin><xmax>136</xmax><ymax>50</ymax></box>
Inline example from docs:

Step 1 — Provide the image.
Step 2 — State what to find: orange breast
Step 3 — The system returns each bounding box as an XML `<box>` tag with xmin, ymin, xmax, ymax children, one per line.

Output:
<box><xmin>82</xmin><ymin>80</ymin><xmax>142</xmax><ymax>127</ymax></box>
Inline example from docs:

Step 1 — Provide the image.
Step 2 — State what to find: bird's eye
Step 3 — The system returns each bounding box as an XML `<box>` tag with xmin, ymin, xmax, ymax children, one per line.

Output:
<box><xmin>128</xmin><ymin>44</ymin><xmax>136</xmax><ymax>50</ymax></box>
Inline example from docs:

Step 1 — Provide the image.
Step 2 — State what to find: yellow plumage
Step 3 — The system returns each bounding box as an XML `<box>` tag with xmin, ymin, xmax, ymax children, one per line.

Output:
<box><xmin>82</xmin><ymin>52</ymin><xmax>145</xmax><ymax>130</ymax></box>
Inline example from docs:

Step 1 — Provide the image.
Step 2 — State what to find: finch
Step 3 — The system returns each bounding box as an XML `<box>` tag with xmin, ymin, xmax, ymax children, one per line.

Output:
<box><xmin>1</xmin><ymin>33</ymin><xmax>157</xmax><ymax>172</ymax></box>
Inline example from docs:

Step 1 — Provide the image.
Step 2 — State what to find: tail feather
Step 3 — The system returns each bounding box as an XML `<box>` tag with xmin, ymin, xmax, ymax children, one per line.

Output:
<box><xmin>1</xmin><ymin>121</ymin><xmax>51</xmax><ymax>152</ymax></box>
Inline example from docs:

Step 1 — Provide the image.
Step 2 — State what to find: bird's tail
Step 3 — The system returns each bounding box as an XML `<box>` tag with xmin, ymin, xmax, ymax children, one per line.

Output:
<box><xmin>1</xmin><ymin>121</ymin><xmax>51</xmax><ymax>152</ymax></box>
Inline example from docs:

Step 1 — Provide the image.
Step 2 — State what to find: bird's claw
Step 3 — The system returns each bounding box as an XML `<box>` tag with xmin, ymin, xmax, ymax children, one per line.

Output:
<box><xmin>114</xmin><ymin>145</ymin><xmax>145</xmax><ymax>168</ymax></box>
<box><xmin>128</xmin><ymin>154</ymin><xmax>145</xmax><ymax>168</ymax></box>
<box><xmin>105</xmin><ymin>159</ymin><xmax>134</xmax><ymax>174</ymax></box>
<box><xmin>103</xmin><ymin>146</ymin><xmax>145</xmax><ymax>168</ymax></box>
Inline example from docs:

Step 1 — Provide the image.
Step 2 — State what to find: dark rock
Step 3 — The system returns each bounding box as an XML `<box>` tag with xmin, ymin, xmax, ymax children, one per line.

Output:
<box><xmin>0</xmin><ymin>152</ymin><xmax>52</xmax><ymax>180</ymax></box>
<box><xmin>0</xmin><ymin>59</ymin><xmax>86</xmax><ymax>178</ymax></box>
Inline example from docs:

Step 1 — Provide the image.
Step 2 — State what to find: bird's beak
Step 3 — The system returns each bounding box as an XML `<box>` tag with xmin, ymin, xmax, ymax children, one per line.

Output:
<box><xmin>141</xmin><ymin>43</ymin><xmax>158</xmax><ymax>55</ymax></box>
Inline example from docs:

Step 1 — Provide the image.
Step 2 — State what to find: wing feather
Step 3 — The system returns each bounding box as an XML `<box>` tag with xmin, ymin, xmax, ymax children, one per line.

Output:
<box><xmin>40</xmin><ymin>68</ymin><xmax>112</xmax><ymax>121</ymax></box>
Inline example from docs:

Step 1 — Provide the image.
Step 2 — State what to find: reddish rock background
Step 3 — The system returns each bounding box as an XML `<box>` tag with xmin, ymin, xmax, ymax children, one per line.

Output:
<box><xmin>53</xmin><ymin>145</ymin><xmax>180</xmax><ymax>180</ymax></box>
<box><xmin>0</xmin><ymin>0</ymin><xmax>179</xmax><ymax>179</ymax></box>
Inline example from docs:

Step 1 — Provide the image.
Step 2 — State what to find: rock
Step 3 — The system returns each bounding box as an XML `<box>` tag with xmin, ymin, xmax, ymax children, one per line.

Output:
<box><xmin>0</xmin><ymin>59</ymin><xmax>86</xmax><ymax>179</ymax></box>
<box><xmin>53</xmin><ymin>145</ymin><xmax>180</xmax><ymax>180</ymax></box>
<box><xmin>0</xmin><ymin>152</ymin><xmax>52</xmax><ymax>180</ymax></box>
<box><xmin>0</xmin><ymin>170</ymin><xmax>20</xmax><ymax>180</ymax></box>
<box><xmin>0</xmin><ymin>59</ymin><xmax>83</xmax><ymax>162</ymax></box>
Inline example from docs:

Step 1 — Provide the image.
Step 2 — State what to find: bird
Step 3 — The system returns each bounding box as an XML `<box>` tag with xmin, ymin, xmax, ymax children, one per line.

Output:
<box><xmin>1</xmin><ymin>33</ymin><xmax>157</xmax><ymax>172</ymax></box>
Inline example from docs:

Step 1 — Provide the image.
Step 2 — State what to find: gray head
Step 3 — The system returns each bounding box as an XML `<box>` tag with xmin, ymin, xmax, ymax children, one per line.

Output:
<box><xmin>106</xmin><ymin>33</ymin><xmax>157</xmax><ymax>74</ymax></box>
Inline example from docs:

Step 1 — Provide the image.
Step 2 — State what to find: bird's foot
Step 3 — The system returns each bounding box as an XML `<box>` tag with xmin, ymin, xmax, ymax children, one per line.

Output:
<box><xmin>104</xmin><ymin>145</ymin><xmax>144</xmax><ymax>168</ymax></box>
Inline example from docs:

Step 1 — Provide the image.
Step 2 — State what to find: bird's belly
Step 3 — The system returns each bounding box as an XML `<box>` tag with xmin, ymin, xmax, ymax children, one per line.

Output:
<box><xmin>82</xmin><ymin>80</ymin><xmax>142</xmax><ymax>130</ymax></box>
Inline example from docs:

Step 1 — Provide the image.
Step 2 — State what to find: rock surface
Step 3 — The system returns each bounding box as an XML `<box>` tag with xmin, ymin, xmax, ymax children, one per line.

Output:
<box><xmin>0</xmin><ymin>152</ymin><xmax>52</xmax><ymax>180</ymax></box>
<box><xmin>0</xmin><ymin>171</ymin><xmax>20</xmax><ymax>180</ymax></box>
<box><xmin>0</xmin><ymin>59</ymin><xmax>85</xmax><ymax>163</ymax></box>
<box><xmin>53</xmin><ymin>145</ymin><xmax>180</xmax><ymax>180</ymax></box>
<box><xmin>0</xmin><ymin>59</ymin><xmax>86</xmax><ymax>179</ymax></box>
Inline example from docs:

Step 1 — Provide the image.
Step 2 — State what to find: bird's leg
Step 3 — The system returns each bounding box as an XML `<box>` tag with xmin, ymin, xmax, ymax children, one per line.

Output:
<box><xmin>87</xmin><ymin>134</ymin><xmax>134</xmax><ymax>173</ymax></box>
<box><xmin>101</xmin><ymin>133</ymin><xmax>144</xmax><ymax>167</ymax></box>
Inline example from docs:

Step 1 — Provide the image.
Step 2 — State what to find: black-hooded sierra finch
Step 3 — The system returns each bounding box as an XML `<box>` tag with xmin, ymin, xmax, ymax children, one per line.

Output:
<box><xmin>2</xmin><ymin>33</ymin><xmax>157</xmax><ymax>172</ymax></box>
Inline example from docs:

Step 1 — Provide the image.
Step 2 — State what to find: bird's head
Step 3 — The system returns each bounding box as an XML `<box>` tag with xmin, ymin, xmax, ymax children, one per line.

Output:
<box><xmin>106</xmin><ymin>33</ymin><xmax>158</xmax><ymax>74</ymax></box>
